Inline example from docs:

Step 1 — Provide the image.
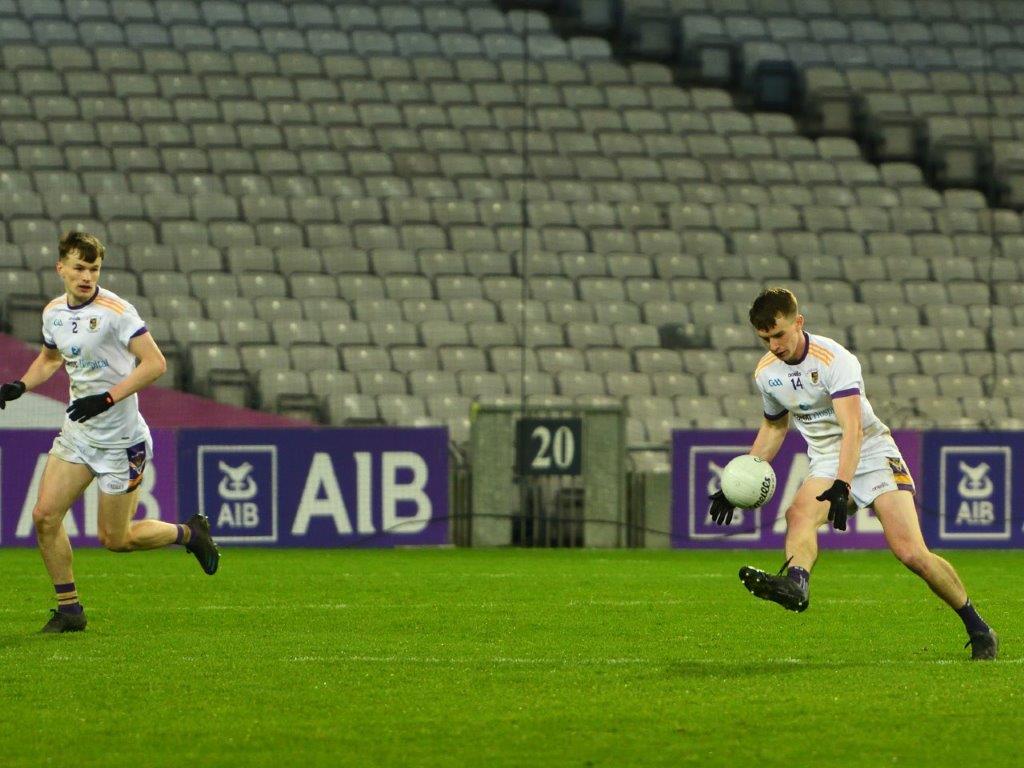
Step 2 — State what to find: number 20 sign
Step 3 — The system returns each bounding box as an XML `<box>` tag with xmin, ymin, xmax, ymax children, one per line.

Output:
<box><xmin>515</xmin><ymin>417</ymin><xmax>582</xmax><ymax>476</ymax></box>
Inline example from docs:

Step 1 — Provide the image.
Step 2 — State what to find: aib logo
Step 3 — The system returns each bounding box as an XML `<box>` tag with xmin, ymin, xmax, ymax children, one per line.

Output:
<box><xmin>218</xmin><ymin>461</ymin><xmax>257</xmax><ymax>502</ymax></box>
<box><xmin>199</xmin><ymin>446</ymin><xmax>277</xmax><ymax>542</ymax></box>
<box><xmin>955</xmin><ymin>461</ymin><xmax>995</xmax><ymax>526</ymax></box>
<box><xmin>940</xmin><ymin>447</ymin><xmax>1010</xmax><ymax>540</ymax></box>
<box><xmin>688</xmin><ymin>448</ymin><xmax>758</xmax><ymax>539</ymax></box>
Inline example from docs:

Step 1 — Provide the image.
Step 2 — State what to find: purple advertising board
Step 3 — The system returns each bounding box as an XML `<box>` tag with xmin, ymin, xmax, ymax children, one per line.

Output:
<box><xmin>921</xmin><ymin>431</ymin><xmax>1024</xmax><ymax>549</ymax></box>
<box><xmin>0</xmin><ymin>429</ymin><xmax>178</xmax><ymax>547</ymax></box>
<box><xmin>671</xmin><ymin>430</ymin><xmax>922</xmax><ymax>549</ymax></box>
<box><xmin>175</xmin><ymin>427</ymin><xmax>449</xmax><ymax>547</ymax></box>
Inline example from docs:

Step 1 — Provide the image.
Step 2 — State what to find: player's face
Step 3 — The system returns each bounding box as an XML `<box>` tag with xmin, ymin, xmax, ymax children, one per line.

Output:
<box><xmin>756</xmin><ymin>313</ymin><xmax>805</xmax><ymax>363</ymax></box>
<box><xmin>56</xmin><ymin>250</ymin><xmax>102</xmax><ymax>304</ymax></box>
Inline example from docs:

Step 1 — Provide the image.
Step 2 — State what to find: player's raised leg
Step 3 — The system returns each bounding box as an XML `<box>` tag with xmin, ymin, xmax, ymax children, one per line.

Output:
<box><xmin>33</xmin><ymin>455</ymin><xmax>93</xmax><ymax>633</ymax></box>
<box><xmin>872</xmin><ymin>489</ymin><xmax>997</xmax><ymax>660</ymax></box>
<box><xmin>739</xmin><ymin>476</ymin><xmax>833</xmax><ymax>612</ymax></box>
<box><xmin>96</xmin><ymin>486</ymin><xmax>176</xmax><ymax>551</ymax></box>
<box><xmin>96</xmin><ymin>486</ymin><xmax>221</xmax><ymax>575</ymax></box>
<box><xmin>783</xmin><ymin>476</ymin><xmax>835</xmax><ymax>572</ymax></box>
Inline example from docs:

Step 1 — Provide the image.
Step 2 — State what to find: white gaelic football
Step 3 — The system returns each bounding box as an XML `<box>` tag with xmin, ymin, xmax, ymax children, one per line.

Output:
<box><xmin>720</xmin><ymin>455</ymin><xmax>777</xmax><ymax>509</ymax></box>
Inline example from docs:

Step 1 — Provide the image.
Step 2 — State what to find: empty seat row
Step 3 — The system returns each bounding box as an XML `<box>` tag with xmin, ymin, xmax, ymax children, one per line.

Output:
<box><xmin>0</xmin><ymin>163</ymin><xmax>970</xmax><ymax>203</ymax></box>
<box><xmin>3</xmin><ymin>76</ymin><xmax>733</xmax><ymax>118</ymax></box>
<box><xmin>161</xmin><ymin>314</ymin><xmax>662</xmax><ymax>350</ymax></box>
<box><xmin>2</xmin><ymin>5</ymin><xmax>539</xmax><ymax>34</ymax></box>
<box><xmin>1</xmin><ymin>44</ymin><xmax>676</xmax><ymax>86</ymax></box>
<box><xmin>0</xmin><ymin>22</ymin><xmax>610</xmax><ymax>60</ymax></box>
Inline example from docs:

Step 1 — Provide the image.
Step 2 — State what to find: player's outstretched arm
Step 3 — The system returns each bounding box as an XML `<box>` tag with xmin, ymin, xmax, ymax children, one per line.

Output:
<box><xmin>831</xmin><ymin>394</ymin><xmax>862</xmax><ymax>486</ymax></box>
<box><xmin>108</xmin><ymin>332</ymin><xmax>167</xmax><ymax>404</ymax></box>
<box><xmin>67</xmin><ymin>333</ymin><xmax>166</xmax><ymax>422</ymax></box>
<box><xmin>710</xmin><ymin>413</ymin><xmax>788</xmax><ymax>525</ymax></box>
<box><xmin>0</xmin><ymin>346</ymin><xmax>64</xmax><ymax>410</ymax></box>
<box><xmin>749</xmin><ymin>412</ymin><xmax>789</xmax><ymax>463</ymax></box>
<box><xmin>816</xmin><ymin>394</ymin><xmax>862</xmax><ymax>531</ymax></box>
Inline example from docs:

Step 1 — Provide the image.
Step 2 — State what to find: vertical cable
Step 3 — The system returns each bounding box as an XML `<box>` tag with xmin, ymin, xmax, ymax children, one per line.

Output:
<box><xmin>974</xmin><ymin>16</ymin><xmax>1000</xmax><ymax>431</ymax></box>
<box><xmin>515</xmin><ymin>5</ymin><xmax>532</xmax><ymax>543</ymax></box>
<box><xmin>518</xmin><ymin>7</ymin><xmax>531</xmax><ymax>419</ymax></box>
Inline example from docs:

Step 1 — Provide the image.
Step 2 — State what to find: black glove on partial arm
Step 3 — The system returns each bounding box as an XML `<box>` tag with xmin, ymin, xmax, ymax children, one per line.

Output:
<box><xmin>0</xmin><ymin>380</ymin><xmax>26</xmax><ymax>410</ymax></box>
<box><xmin>66</xmin><ymin>392</ymin><xmax>115</xmax><ymax>422</ymax></box>
<box><xmin>816</xmin><ymin>479</ymin><xmax>852</xmax><ymax>531</ymax></box>
<box><xmin>708</xmin><ymin>489</ymin><xmax>736</xmax><ymax>526</ymax></box>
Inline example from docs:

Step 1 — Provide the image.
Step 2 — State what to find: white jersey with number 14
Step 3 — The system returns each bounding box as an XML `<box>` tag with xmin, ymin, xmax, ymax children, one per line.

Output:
<box><xmin>752</xmin><ymin>331</ymin><xmax>898</xmax><ymax>463</ymax></box>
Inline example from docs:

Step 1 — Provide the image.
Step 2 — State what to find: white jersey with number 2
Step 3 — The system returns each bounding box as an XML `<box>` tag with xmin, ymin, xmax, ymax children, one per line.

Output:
<box><xmin>41</xmin><ymin>287</ymin><xmax>150</xmax><ymax>448</ymax></box>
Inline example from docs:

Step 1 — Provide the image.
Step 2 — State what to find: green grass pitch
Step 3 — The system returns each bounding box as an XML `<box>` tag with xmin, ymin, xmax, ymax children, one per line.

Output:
<box><xmin>1</xmin><ymin>548</ymin><xmax>1020</xmax><ymax>767</ymax></box>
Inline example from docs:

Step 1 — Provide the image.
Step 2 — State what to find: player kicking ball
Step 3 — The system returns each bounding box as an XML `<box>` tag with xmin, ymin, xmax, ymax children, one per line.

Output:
<box><xmin>0</xmin><ymin>231</ymin><xmax>219</xmax><ymax>634</ymax></box>
<box><xmin>708</xmin><ymin>288</ymin><xmax>997</xmax><ymax>660</ymax></box>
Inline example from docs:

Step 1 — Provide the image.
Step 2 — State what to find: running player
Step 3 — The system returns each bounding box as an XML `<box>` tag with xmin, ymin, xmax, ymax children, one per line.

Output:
<box><xmin>0</xmin><ymin>231</ymin><xmax>220</xmax><ymax>633</ymax></box>
<box><xmin>708</xmin><ymin>288</ymin><xmax>997</xmax><ymax>660</ymax></box>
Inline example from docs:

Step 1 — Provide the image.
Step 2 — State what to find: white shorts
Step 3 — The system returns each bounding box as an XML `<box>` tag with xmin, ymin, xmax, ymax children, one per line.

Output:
<box><xmin>808</xmin><ymin>451</ymin><xmax>916</xmax><ymax>509</ymax></box>
<box><xmin>50</xmin><ymin>429</ymin><xmax>152</xmax><ymax>496</ymax></box>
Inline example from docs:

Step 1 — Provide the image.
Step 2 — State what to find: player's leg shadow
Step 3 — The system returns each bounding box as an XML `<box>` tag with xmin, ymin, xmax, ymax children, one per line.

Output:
<box><xmin>0</xmin><ymin>633</ymin><xmax>43</xmax><ymax>650</ymax></box>
<box><xmin>666</xmin><ymin>659</ymin><xmax>859</xmax><ymax>679</ymax></box>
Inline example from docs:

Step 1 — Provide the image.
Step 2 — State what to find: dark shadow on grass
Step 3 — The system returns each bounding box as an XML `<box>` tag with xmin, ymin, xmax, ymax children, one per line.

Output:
<box><xmin>666</xmin><ymin>655</ymin><xmax>985</xmax><ymax>677</ymax></box>
<box><xmin>0</xmin><ymin>629</ymin><xmax>96</xmax><ymax>651</ymax></box>
<box><xmin>666</xmin><ymin>660</ymin><xmax>875</xmax><ymax>678</ymax></box>
<box><xmin>0</xmin><ymin>632</ymin><xmax>40</xmax><ymax>651</ymax></box>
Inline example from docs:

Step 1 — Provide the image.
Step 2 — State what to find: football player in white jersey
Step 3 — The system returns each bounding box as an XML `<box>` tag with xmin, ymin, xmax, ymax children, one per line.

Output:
<box><xmin>0</xmin><ymin>232</ymin><xmax>220</xmax><ymax>634</ymax></box>
<box><xmin>707</xmin><ymin>288</ymin><xmax>996</xmax><ymax>660</ymax></box>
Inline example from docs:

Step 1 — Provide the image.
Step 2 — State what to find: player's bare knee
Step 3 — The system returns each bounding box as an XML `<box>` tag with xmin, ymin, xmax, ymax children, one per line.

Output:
<box><xmin>32</xmin><ymin>505</ymin><xmax>62</xmax><ymax>535</ymax></box>
<box><xmin>785</xmin><ymin>503</ymin><xmax>816</xmax><ymax>530</ymax></box>
<box><xmin>98</xmin><ymin>529</ymin><xmax>132</xmax><ymax>552</ymax></box>
<box><xmin>891</xmin><ymin>542</ymin><xmax>928</xmax><ymax>575</ymax></box>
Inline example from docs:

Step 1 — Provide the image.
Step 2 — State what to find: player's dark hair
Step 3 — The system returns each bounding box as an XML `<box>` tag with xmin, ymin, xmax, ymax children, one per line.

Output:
<box><xmin>749</xmin><ymin>288</ymin><xmax>798</xmax><ymax>331</ymax></box>
<box><xmin>59</xmin><ymin>231</ymin><xmax>105</xmax><ymax>263</ymax></box>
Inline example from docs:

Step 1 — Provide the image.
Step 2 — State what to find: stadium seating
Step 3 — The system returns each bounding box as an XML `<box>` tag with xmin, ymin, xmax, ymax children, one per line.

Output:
<box><xmin>607</xmin><ymin>0</ymin><xmax>1024</xmax><ymax>203</ymax></box>
<box><xmin>1</xmin><ymin>0</ymin><xmax>1023</xmax><ymax>444</ymax></box>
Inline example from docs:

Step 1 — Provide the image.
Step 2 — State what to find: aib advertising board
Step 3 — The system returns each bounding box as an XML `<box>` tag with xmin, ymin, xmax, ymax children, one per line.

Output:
<box><xmin>176</xmin><ymin>427</ymin><xmax>449</xmax><ymax>547</ymax></box>
<box><xmin>0</xmin><ymin>427</ymin><xmax>449</xmax><ymax>548</ymax></box>
<box><xmin>920</xmin><ymin>431</ymin><xmax>1024</xmax><ymax>548</ymax></box>
<box><xmin>671</xmin><ymin>430</ymin><xmax>922</xmax><ymax>549</ymax></box>
<box><xmin>0</xmin><ymin>429</ymin><xmax>178</xmax><ymax>547</ymax></box>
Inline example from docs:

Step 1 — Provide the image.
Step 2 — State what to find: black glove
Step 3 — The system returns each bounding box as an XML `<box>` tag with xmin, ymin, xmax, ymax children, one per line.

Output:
<box><xmin>0</xmin><ymin>380</ymin><xmax>26</xmax><ymax>410</ymax></box>
<box><xmin>708</xmin><ymin>489</ymin><xmax>736</xmax><ymax>526</ymax></box>
<box><xmin>66</xmin><ymin>392</ymin><xmax>114</xmax><ymax>422</ymax></box>
<box><xmin>816</xmin><ymin>479</ymin><xmax>851</xmax><ymax>531</ymax></box>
